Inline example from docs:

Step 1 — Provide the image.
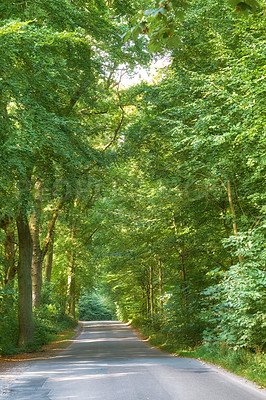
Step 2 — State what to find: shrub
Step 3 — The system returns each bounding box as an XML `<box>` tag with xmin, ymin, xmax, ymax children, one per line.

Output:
<box><xmin>78</xmin><ymin>292</ymin><xmax>115</xmax><ymax>321</ymax></box>
<box><xmin>0</xmin><ymin>286</ymin><xmax>18</xmax><ymax>355</ymax></box>
<box><xmin>202</xmin><ymin>226</ymin><xmax>266</xmax><ymax>350</ymax></box>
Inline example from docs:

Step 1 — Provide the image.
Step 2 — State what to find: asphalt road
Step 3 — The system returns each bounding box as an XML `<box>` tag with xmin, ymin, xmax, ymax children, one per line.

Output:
<box><xmin>1</xmin><ymin>321</ymin><xmax>265</xmax><ymax>400</ymax></box>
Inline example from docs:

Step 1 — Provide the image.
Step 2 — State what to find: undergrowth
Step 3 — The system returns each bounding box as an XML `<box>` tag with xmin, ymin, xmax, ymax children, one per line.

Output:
<box><xmin>136</xmin><ymin>324</ymin><xmax>266</xmax><ymax>388</ymax></box>
<box><xmin>0</xmin><ymin>288</ymin><xmax>77</xmax><ymax>356</ymax></box>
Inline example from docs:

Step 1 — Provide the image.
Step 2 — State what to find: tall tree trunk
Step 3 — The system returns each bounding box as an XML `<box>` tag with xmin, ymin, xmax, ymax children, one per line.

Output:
<box><xmin>44</xmin><ymin>239</ymin><xmax>54</xmax><ymax>283</ymax></box>
<box><xmin>42</xmin><ymin>197</ymin><xmax>65</xmax><ymax>259</ymax></box>
<box><xmin>172</xmin><ymin>211</ymin><xmax>186</xmax><ymax>309</ymax></box>
<box><xmin>30</xmin><ymin>194</ymin><xmax>65</xmax><ymax>308</ymax></box>
<box><xmin>67</xmin><ymin>223</ymin><xmax>76</xmax><ymax>318</ymax></box>
<box><xmin>141</xmin><ymin>283</ymin><xmax>146</xmax><ymax>317</ymax></box>
<box><xmin>146</xmin><ymin>269</ymin><xmax>150</xmax><ymax>315</ymax></box>
<box><xmin>146</xmin><ymin>286</ymin><xmax>150</xmax><ymax>315</ymax></box>
<box><xmin>30</xmin><ymin>181</ymin><xmax>42</xmax><ymax>308</ymax></box>
<box><xmin>172</xmin><ymin>211</ymin><xmax>186</xmax><ymax>281</ymax></box>
<box><xmin>149</xmin><ymin>265</ymin><xmax>154</xmax><ymax>315</ymax></box>
<box><xmin>227</xmin><ymin>179</ymin><xmax>238</xmax><ymax>236</ymax></box>
<box><xmin>30</xmin><ymin>214</ymin><xmax>42</xmax><ymax>308</ymax></box>
<box><xmin>158</xmin><ymin>257</ymin><xmax>163</xmax><ymax>312</ymax></box>
<box><xmin>17</xmin><ymin>212</ymin><xmax>34</xmax><ymax>347</ymax></box>
<box><xmin>226</xmin><ymin>179</ymin><xmax>244</xmax><ymax>262</ymax></box>
<box><xmin>221</xmin><ymin>208</ymin><xmax>234</xmax><ymax>266</ymax></box>
<box><xmin>68</xmin><ymin>261</ymin><xmax>76</xmax><ymax>318</ymax></box>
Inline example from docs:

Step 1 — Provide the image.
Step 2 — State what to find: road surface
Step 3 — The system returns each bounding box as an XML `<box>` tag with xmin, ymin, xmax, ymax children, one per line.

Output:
<box><xmin>1</xmin><ymin>321</ymin><xmax>265</xmax><ymax>400</ymax></box>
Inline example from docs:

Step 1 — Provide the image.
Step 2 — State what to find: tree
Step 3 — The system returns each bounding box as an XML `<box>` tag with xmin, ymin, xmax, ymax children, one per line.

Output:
<box><xmin>0</xmin><ymin>0</ymin><xmax>264</xmax><ymax>354</ymax></box>
<box><xmin>92</xmin><ymin>0</ymin><xmax>265</xmax><ymax>349</ymax></box>
<box><xmin>126</xmin><ymin>0</ymin><xmax>262</xmax><ymax>51</ymax></box>
<box><xmin>0</xmin><ymin>0</ymin><xmax>150</xmax><ymax>346</ymax></box>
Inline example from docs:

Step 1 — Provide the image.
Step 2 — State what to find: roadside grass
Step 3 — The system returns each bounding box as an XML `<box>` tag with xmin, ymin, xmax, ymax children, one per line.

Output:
<box><xmin>32</xmin><ymin>326</ymin><xmax>78</xmax><ymax>352</ymax></box>
<box><xmin>0</xmin><ymin>314</ymin><xmax>78</xmax><ymax>357</ymax></box>
<box><xmin>137</xmin><ymin>327</ymin><xmax>266</xmax><ymax>388</ymax></box>
<box><xmin>39</xmin><ymin>326</ymin><xmax>79</xmax><ymax>352</ymax></box>
<box><xmin>168</xmin><ymin>344</ymin><xmax>266</xmax><ymax>388</ymax></box>
<box><xmin>0</xmin><ymin>326</ymin><xmax>79</xmax><ymax>362</ymax></box>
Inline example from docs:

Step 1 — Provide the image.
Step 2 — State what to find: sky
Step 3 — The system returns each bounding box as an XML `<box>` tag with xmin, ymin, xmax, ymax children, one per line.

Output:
<box><xmin>119</xmin><ymin>56</ymin><xmax>171</xmax><ymax>88</ymax></box>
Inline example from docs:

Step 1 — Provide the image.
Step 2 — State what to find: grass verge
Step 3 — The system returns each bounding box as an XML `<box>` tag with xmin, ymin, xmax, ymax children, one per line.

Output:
<box><xmin>137</xmin><ymin>327</ymin><xmax>266</xmax><ymax>388</ymax></box>
<box><xmin>0</xmin><ymin>325</ymin><xmax>80</xmax><ymax>363</ymax></box>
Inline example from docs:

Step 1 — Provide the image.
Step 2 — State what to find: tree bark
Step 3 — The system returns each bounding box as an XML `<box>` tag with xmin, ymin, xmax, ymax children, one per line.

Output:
<box><xmin>145</xmin><ymin>267</ymin><xmax>150</xmax><ymax>315</ymax></box>
<box><xmin>172</xmin><ymin>211</ymin><xmax>187</xmax><ymax>309</ymax></box>
<box><xmin>146</xmin><ymin>286</ymin><xmax>150</xmax><ymax>315</ymax></box>
<box><xmin>226</xmin><ymin>179</ymin><xmax>244</xmax><ymax>262</ymax></box>
<box><xmin>17</xmin><ymin>212</ymin><xmax>34</xmax><ymax>347</ymax></box>
<box><xmin>172</xmin><ymin>211</ymin><xmax>186</xmax><ymax>281</ymax></box>
<box><xmin>227</xmin><ymin>179</ymin><xmax>238</xmax><ymax>236</ymax></box>
<box><xmin>149</xmin><ymin>265</ymin><xmax>154</xmax><ymax>315</ymax></box>
<box><xmin>158</xmin><ymin>257</ymin><xmax>163</xmax><ymax>312</ymax></box>
<box><xmin>30</xmin><ymin>194</ymin><xmax>65</xmax><ymax>308</ymax></box>
<box><xmin>42</xmin><ymin>197</ymin><xmax>65</xmax><ymax>259</ymax></box>
<box><xmin>221</xmin><ymin>208</ymin><xmax>234</xmax><ymax>266</ymax></box>
<box><xmin>44</xmin><ymin>239</ymin><xmax>54</xmax><ymax>283</ymax></box>
<box><xmin>141</xmin><ymin>284</ymin><xmax>146</xmax><ymax>317</ymax></box>
<box><xmin>67</xmin><ymin>223</ymin><xmax>76</xmax><ymax>318</ymax></box>
<box><xmin>30</xmin><ymin>183</ymin><xmax>42</xmax><ymax>308</ymax></box>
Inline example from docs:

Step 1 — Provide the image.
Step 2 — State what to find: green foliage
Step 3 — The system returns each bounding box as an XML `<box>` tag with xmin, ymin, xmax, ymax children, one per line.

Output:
<box><xmin>0</xmin><ymin>0</ymin><xmax>150</xmax><ymax>351</ymax></box>
<box><xmin>124</xmin><ymin>0</ymin><xmax>188</xmax><ymax>52</ymax></box>
<box><xmin>0</xmin><ymin>286</ymin><xmax>18</xmax><ymax>355</ymax></box>
<box><xmin>40</xmin><ymin>281</ymin><xmax>68</xmax><ymax>316</ymax></box>
<box><xmin>0</xmin><ymin>282</ymin><xmax>76</xmax><ymax>355</ymax></box>
<box><xmin>124</xmin><ymin>0</ymin><xmax>263</xmax><ymax>52</ymax></box>
<box><xmin>33</xmin><ymin>305</ymin><xmax>76</xmax><ymax>350</ymax></box>
<box><xmin>202</xmin><ymin>225</ymin><xmax>266</xmax><ymax>350</ymax></box>
<box><xmin>32</xmin><ymin>280</ymin><xmax>77</xmax><ymax>349</ymax></box>
<box><xmin>162</xmin><ymin>283</ymin><xmax>206</xmax><ymax>347</ymax></box>
<box><xmin>95</xmin><ymin>0</ymin><xmax>266</xmax><ymax>361</ymax></box>
<box><xmin>0</xmin><ymin>1</ymin><xmax>265</xmax><ymax>388</ymax></box>
<box><xmin>78</xmin><ymin>292</ymin><xmax>115</xmax><ymax>321</ymax></box>
<box><xmin>181</xmin><ymin>344</ymin><xmax>266</xmax><ymax>388</ymax></box>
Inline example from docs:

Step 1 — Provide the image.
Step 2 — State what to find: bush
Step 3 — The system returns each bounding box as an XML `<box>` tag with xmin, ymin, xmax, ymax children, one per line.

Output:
<box><xmin>33</xmin><ymin>302</ymin><xmax>77</xmax><ymax>349</ymax></box>
<box><xmin>0</xmin><ymin>283</ymin><xmax>76</xmax><ymax>355</ymax></box>
<box><xmin>0</xmin><ymin>286</ymin><xmax>18</xmax><ymax>355</ymax></box>
<box><xmin>189</xmin><ymin>344</ymin><xmax>266</xmax><ymax>387</ymax></box>
<box><xmin>161</xmin><ymin>282</ymin><xmax>206</xmax><ymax>347</ymax></box>
<box><xmin>78</xmin><ymin>292</ymin><xmax>115</xmax><ymax>321</ymax></box>
<box><xmin>202</xmin><ymin>226</ymin><xmax>266</xmax><ymax>350</ymax></box>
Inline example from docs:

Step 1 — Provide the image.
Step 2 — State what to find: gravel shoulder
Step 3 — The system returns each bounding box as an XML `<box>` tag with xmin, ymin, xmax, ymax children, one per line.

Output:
<box><xmin>0</xmin><ymin>323</ymin><xmax>83</xmax><ymax>397</ymax></box>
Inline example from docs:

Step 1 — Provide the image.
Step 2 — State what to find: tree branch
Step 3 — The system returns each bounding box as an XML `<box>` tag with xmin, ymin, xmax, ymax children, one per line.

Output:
<box><xmin>102</xmin><ymin>104</ymin><xmax>125</xmax><ymax>151</ymax></box>
<box><xmin>81</xmin><ymin>103</ymin><xmax>125</xmax><ymax>174</ymax></box>
<box><xmin>87</xmin><ymin>227</ymin><xmax>98</xmax><ymax>242</ymax></box>
<box><xmin>41</xmin><ymin>197</ymin><xmax>66</xmax><ymax>261</ymax></box>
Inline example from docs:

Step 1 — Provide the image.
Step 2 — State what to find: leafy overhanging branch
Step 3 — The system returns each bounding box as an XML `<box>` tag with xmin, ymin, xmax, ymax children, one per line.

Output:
<box><xmin>123</xmin><ymin>0</ymin><xmax>262</xmax><ymax>52</ymax></box>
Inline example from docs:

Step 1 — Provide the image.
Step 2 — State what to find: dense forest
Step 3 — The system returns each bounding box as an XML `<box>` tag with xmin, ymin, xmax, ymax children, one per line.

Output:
<box><xmin>0</xmin><ymin>0</ymin><xmax>265</xmax><ymax>380</ymax></box>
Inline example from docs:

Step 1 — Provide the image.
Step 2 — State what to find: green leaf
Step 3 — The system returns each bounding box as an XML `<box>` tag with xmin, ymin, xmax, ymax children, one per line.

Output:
<box><xmin>131</xmin><ymin>25</ymin><xmax>142</xmax><ymax>41</ymax></box>
<box><xmin>122</xmin><ymin>29</ymin><xmax>132</xmax><ymax>41</ymax></box>
<box><xmin>165</xmin><ymin>35</ymin><xmax>181</xmax><ymax>49</ymax></box>
<box><xmin>148</xmin><ymin>39</ymin><xmax>162</xmax><ymax>52</ymax></box>
<box><xmin>139</xmin><ymin>22</ymin><xmax>147</xmax><ymax>30</ymax></box>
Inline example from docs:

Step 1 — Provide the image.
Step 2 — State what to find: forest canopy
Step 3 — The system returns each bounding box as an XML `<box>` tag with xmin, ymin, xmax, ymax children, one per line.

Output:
<box><xmin>0</xmin><ymin>0</ymin><xmax>265</xmax><ymax>365</ymax></box>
